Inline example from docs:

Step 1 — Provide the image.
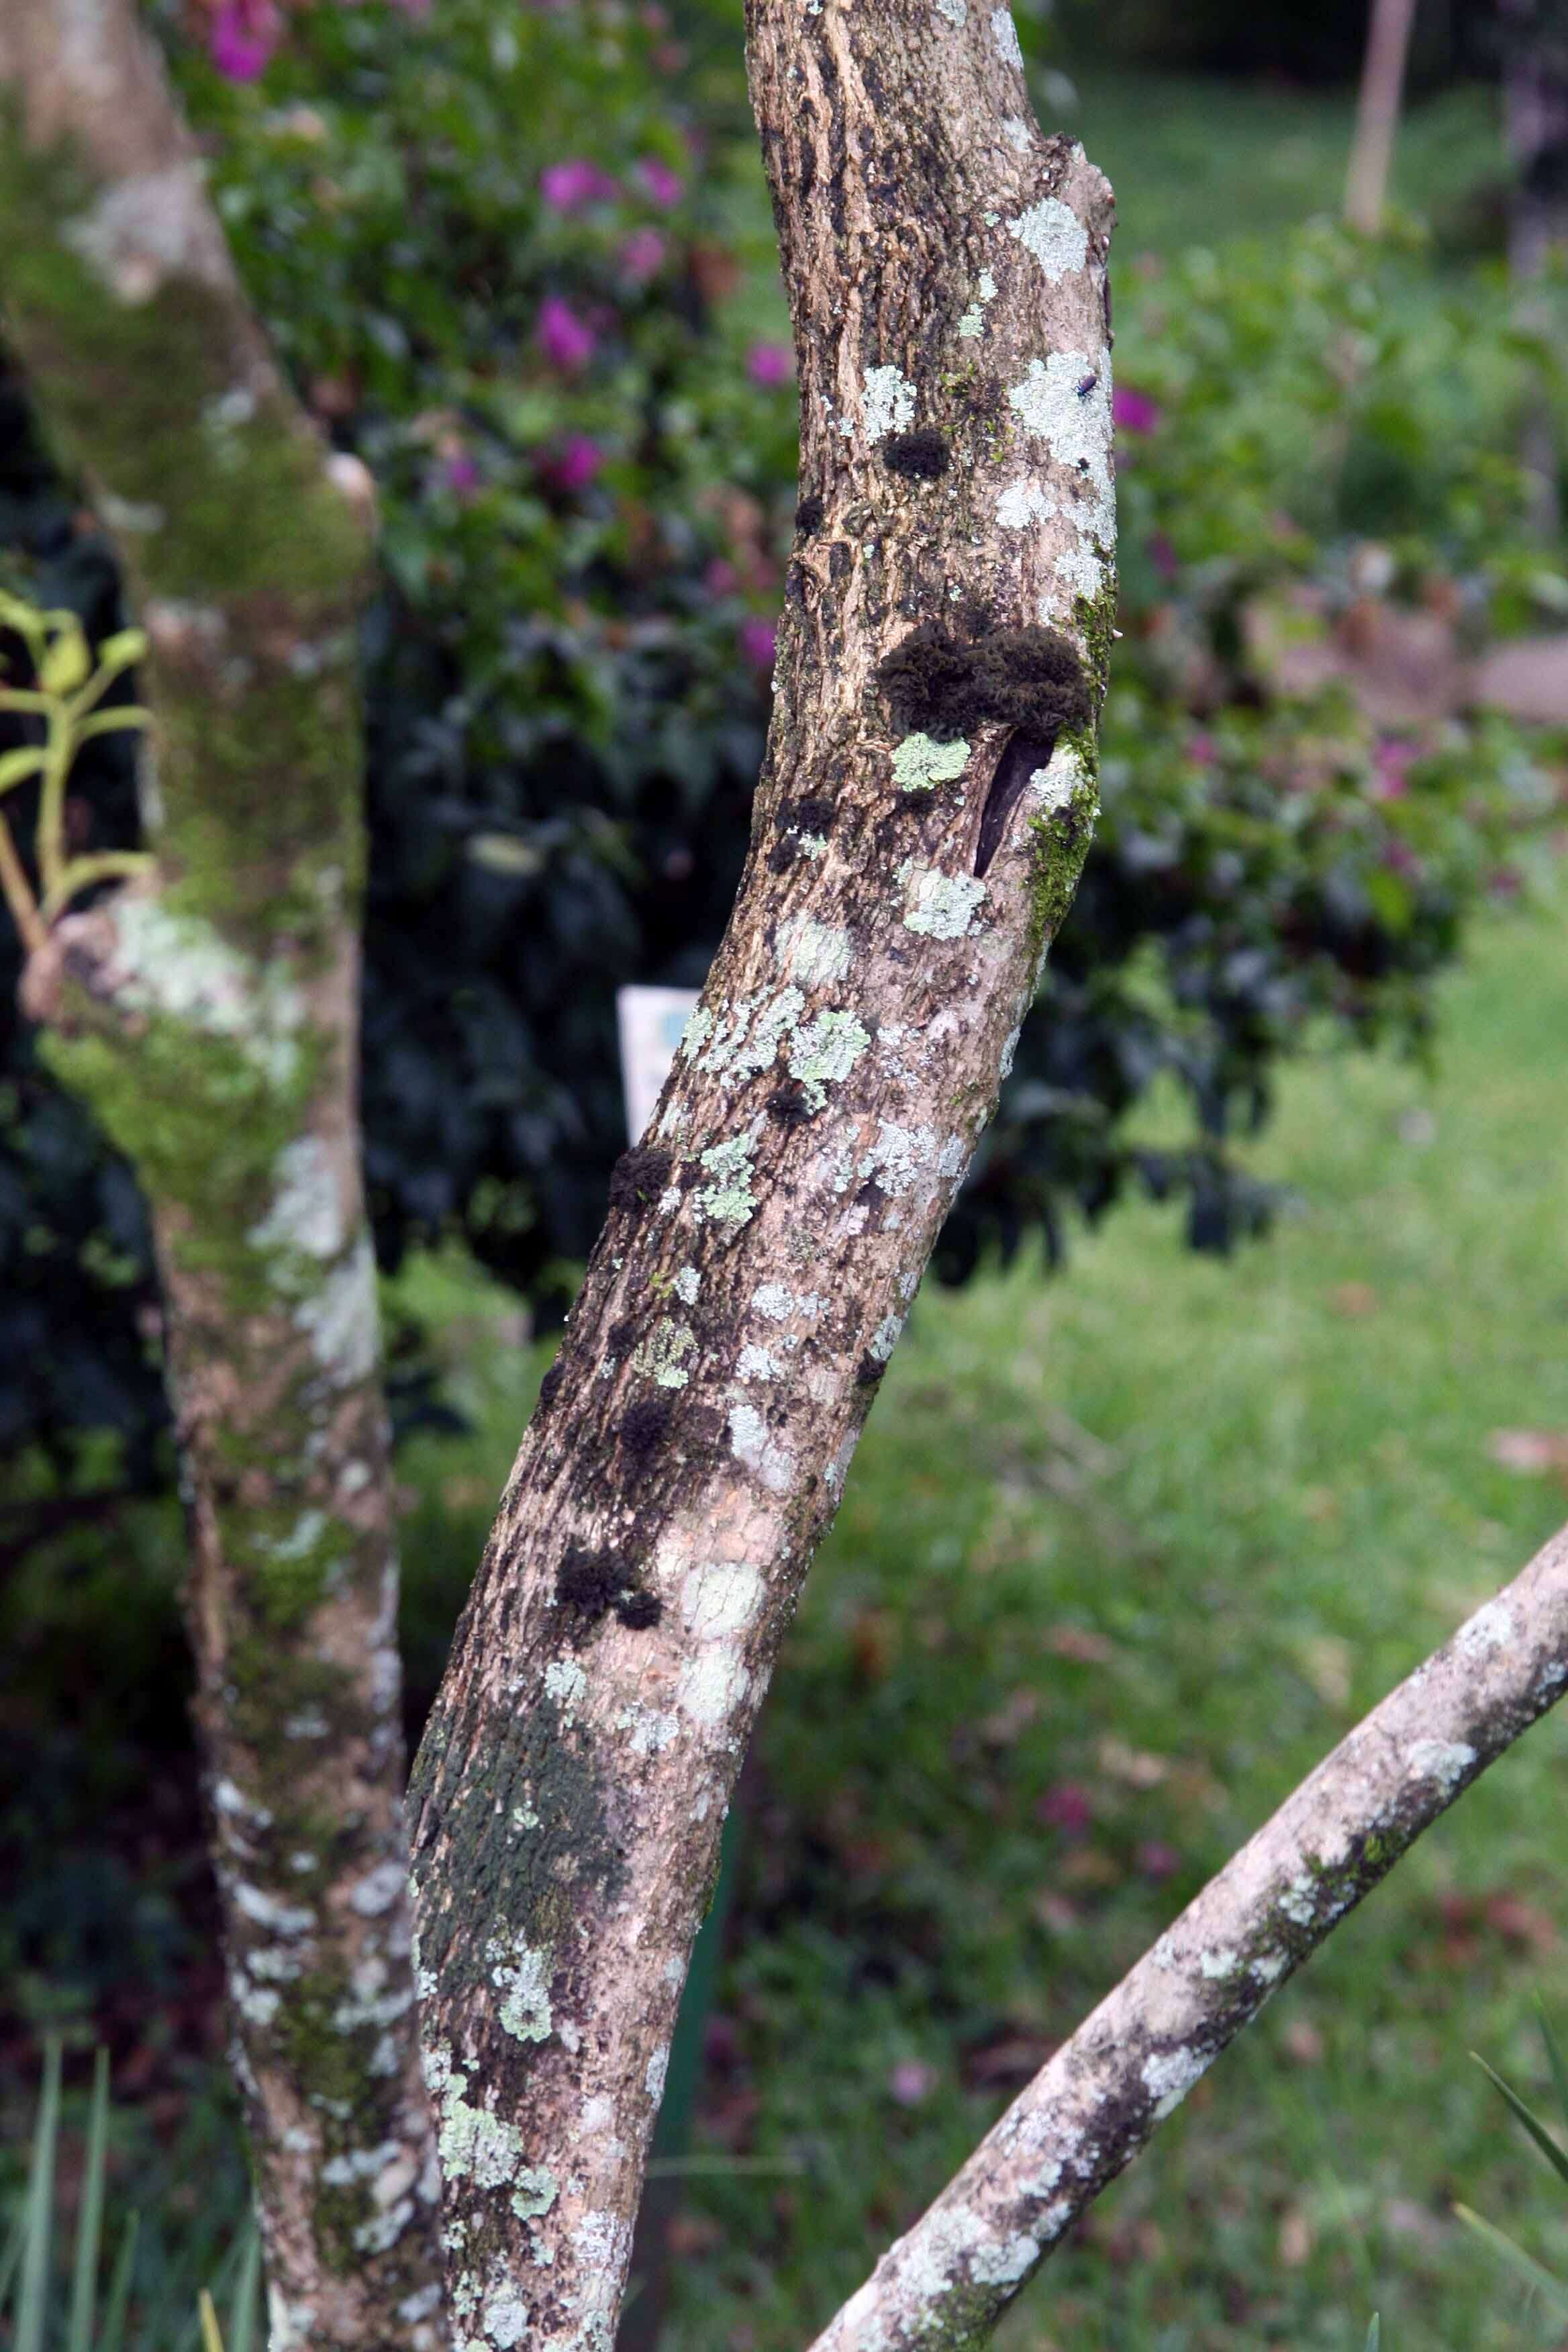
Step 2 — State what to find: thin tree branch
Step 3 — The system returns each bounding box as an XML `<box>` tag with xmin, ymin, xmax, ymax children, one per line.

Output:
<box><xmin>1344</xmin><ymin>0</ymin><xmax>1418</xmax><ymax>234</ymax></box>
<box><xmin>809</xmin><ymin>1522</ymin><xmax>1568</xmax><ymax>2352</ymax></box>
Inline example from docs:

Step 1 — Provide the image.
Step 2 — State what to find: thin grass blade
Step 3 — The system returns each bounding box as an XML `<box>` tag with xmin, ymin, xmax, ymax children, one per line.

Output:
<box><xmin>199</xmin><ymin>2284</ymin><xmax>226</xmax><ymax>2352</ymax></box>
<box><xmin>1473</xmin><ymin>2055</ymin><xmax>1568</xmax><ymax>2188</ymax></box>
<box><xmin>1455</xmin><ymin>2204</ymin><xmax>1568</xmax><ymax>2319</ymax></box>
<box><xmin>228</xmin><ymin>2231</ymin><xmax>262</xmax><ymax>2352</ymax></box>
<box><xmin>66</xmin><ymin>2048</ymin><xmax>110</xmax><ymax>2352</ymax></box>
<box><xmin>1538</xmin><ymin>2005</ymin><xmax>1568</xmax><ymax>2138</ymax></box>
<box><xmin>17</xmin><ymin>2039</ymin><xmax>62</xmax><ymax>2352</ymax></box>
<box><xmin>1365</xmin><ymin>2318</ymin><xmax>1380</xmax><ymax>2351</ymax></box>
<box><xmin>98</xmin><ymin>2212</ymin><xmax>139</xmax><ymax>2352</ymax></box>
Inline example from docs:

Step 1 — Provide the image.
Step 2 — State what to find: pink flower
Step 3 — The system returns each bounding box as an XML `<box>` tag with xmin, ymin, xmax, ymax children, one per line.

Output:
<box><xmin>1112</xmin><ymin>385</ymin><xmax>1161</xmax><ymax>436</ymax></box>
<box><xmin>619</xmin><ymin>227</ymin><xmax>667</xmax><ymax>284</ymax></box>
<box><xmin>548</xmin><ymin>435</ymin><xmax>603</xmax><ymax>493</ymax></box>
<box><xmin>210</xmin><ymin>0</ymin><xmax>281</xmax><ymax>81</ymax></box>
<box><xmin>441</xmin><ymin>452</ymin><xmax>480</xmax><ymax>497</ymax></box>
<box><xmin>739</xmin><ymin>616</ymin><xmax>777</xmax><ymax>670</ymax></box>
<box><xmin>1187</xmin><ymin>732</ymin><xmax>1216</xmax><ymax>766</ymax></box>
<box><xmin>536</xmin><ymin>295</ymin><xmax>595</xmax><ymax>373</ymax></box>
<box><xmin>705</xmin><ymin>558</ymin><xmax>738</xmax><ymax>595</ymax></box>
<box><xmin>1038</xmin><ymin>1782</ymin><xmax>1093</xmax><ymax>1837</ymax></box>
<box><xmin>1136</xmin><ymin>1841</ymin><xmax>1180</xmax><ymax>1882</ymax></box>
<box><xmin>540</xmin><ymin>159</ymin><xmax>616</xmax><ymax>213</ymax></box>
<box><xmin>889</xmin><ymin>2061</ymin><xmax>935</xmax><ymax>2107</ymax></box>
<box><xmin>746</xmin><ymin>341</ymin><xmax>793</xmax><ymax>389</ymax></box>
<box><xmin>636</xmin><ymin>154</ymin><xmax>684</xmax><ymax>208</ymax></box>
<box><xmin>1371</xmin><ymin>738</ymin><xmax>1413</xmax><ymax>801</ymax></box>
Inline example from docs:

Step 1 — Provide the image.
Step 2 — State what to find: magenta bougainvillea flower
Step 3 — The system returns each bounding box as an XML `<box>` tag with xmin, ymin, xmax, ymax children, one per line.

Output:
<box><xmin>738</xmin><ymin>616</ymin><xmax>777</xmax><ymax>670</ymax></box>
<box><xmin>548</xmin><ymin>436</ymin><xmax>603</xmax><ymax>493</ymax></box>
<box><xmin>1372</xmin><ymin>737</ymin><xmax>1414</xmax><ymax>800</ymax></box>
<box><xmin>636</xmin><ymin>155</ymin><xmax>683</xmax><ymax>208</ymax></box>
<box><xmin>1112</xmin><ymin>384</ymin><xmax>1161</xmax><ymax>436</ymax></box>
<box><xmin>540</xmin><ymin>159</ymin><xmax>616</xmax><ymax>212</ymax></box>
<box><xmin>745</xmin><ymin>342</ymin><xmax>793</xmax><ymax>389</ymax></box>
<box><xmin>209</xmin><ymin>0</ymin><xmax>281</xmax><ymax>81</ymax></box>
<box><xmin>535</xmin><ymin>295</ymin><xmax>595</xmax><ymax>372</ymax></box>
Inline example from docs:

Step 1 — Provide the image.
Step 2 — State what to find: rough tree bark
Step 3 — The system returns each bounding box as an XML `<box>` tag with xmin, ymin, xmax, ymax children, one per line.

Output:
<box><xmin>0</xmin><ymin>9</ymin><xmax>444</xmax><ymax>2344</ymax></box>
<box><xmin>407</xmin><ymin>0</ymin><xmax>1116</xmax><ymax>2339</ymax></box>
<box><xmin>810</xmin><ymin>1526</ymin><xmax>1568</xmax><ymax>2349</ymax></box>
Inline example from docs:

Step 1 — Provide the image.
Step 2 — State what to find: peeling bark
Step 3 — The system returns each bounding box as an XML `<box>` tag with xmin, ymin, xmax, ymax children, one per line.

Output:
<box><xmin>0</xmin><ymin>7</ymin><xmax>444</xmax><ymax>2343</ymax></box>
<box><xmin>408</xmin><ymin>0</ymin><xmax>1115</xmax><ymax>2338</ymax></box>
<box><xmin>810</xmin><ymin>1528</ymin><xmax>1568</xmax><ymax>2351</ymax></box>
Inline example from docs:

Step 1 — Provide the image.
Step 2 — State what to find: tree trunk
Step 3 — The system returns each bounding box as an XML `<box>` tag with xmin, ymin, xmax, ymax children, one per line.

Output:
<box><xmin>1344</xmin><ymin>0</ymin><xmax>1419</xmax><ymax>234</ymax></box>
<box><xmin>408</xmin><ymin>0</ymin><xmax>1116</xmax><ymax>2337</ymax></box>
<box><xmin>1500</xmin><ymin>0</ymin><xmax>1568</xmax><ymax>530</ymax></box>
<box><xmin>0</xmin><ymin>8</ymin><xmax>444</xmax><ymax>2343</ymax></box>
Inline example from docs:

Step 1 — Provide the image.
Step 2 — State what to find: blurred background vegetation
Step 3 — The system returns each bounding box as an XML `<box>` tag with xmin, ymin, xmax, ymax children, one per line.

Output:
<box><xmin>3</xmin><ymin>0</ymin><xmax>1568</xmax><ymax>2343</ymax></box>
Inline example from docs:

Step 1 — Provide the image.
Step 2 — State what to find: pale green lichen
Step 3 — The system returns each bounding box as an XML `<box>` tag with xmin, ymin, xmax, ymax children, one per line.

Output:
<box><xmin>903</xmin><ymin>869</ymin><xmax>987</xmax><ymax>940</ymax></box>
<box><xmin>859</xmin><ymin>364</ymin><xmax>916</xmax><ymax>442</ymax></box>
<box><xmin>787</xmin><ymin>1009</ymin><xmax>871</xmax><ymax>1108</ymax></box>
<box><xmin>633</xmin><ymin>1317</ymin><xmax>697</xmax><ymax>1388</ymax></box>
<box><xmin>1007</xmin><ymin>197</ymin><xmax>1088</xmax><ymax>282</ymax></box>
<box><xmin>488</xmin><ymin>1932</ymin><xmax>553</xmax><ymax>2043</ymax></box>
<box><xmin>696</xmin><ymin>1136</ymin><xmax>757</xmax><ymax>1230</ymax></box>
<box><xmin>784</xmin><ymin>916</ymin><xmax>854</xmax><ymax>986</ymax></box>
<box><xmin>891</xmin><ymin>733</ymin><xmax>970</xmax><ymax>789</ymax></box>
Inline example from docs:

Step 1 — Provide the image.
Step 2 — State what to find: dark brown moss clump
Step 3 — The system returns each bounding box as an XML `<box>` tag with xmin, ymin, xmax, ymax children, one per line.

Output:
<box><xmin>875</xmin><ymin>622</ymin><xmax>1091</xmax><ymax>743</ymax></box>
<box><xmin>795</xmin><ymin>493</ymin><xmax>826</xmax><ymax>534</ymax></box>
<box><xmin>620</xmin><ymin>1396</ymin><xmax>673</xmax><ymax>1457</ymax></box>
<box><xmin>556</xmin><ymin>1546</ymin><xmax>632</xmax><ymax>1616</ymax></box>
<box><xmin>614</xmin><ymin>1589</ymin><xmax>663</xmax><ymax>1630</ymax></box>
<box><xmin>608</xmin><ymin>1147</ymin><xmax>673</xmax><ymax>1212</ymax></box>
<box><xmin>883</xmin><ymin>429</ymin><xmax>950</xmax><ymax>480</ymax></box>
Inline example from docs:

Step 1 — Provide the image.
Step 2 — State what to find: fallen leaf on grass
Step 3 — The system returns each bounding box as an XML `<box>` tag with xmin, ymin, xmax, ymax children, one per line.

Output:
<box><xmin>1283</xmin><ymin>2018</ymin><xmax>1326</xmax><ymax>2065</ymax></box>
<box><xmin>979</xmin><ymin>1688</ymin><xmax>1040</xmax><ymax>1746</ymax></box>
<box><xmin>1044</xmin><ymin>1624</ymin><xmax>1116</xmax><ymax>1663</ymax></box>
<box><xmin>1487</xmin><ymin>1428</ymin><xmax>1568</xmax><ymax>1474</ymax></box>
<box><xmin>1278</xmin><ymin>2207</ymin><xmax>1315</xmax><ymax>2267</ymax></box>
<box><xmin>1331</xmin><ymin>1281</ymin><xmax>1380</xmax><ymax>1317</ymax></box>
<box><xmin>1097</xmin><ymin>1737</ymin><xmax>1170</xmax><ymax>1787</ymax></box>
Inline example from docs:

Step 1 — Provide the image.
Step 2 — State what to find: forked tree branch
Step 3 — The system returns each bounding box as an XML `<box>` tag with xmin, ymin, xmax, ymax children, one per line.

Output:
<box><xmin>810</xmin><ymin>1522</ymin><xmax>1568</xmax><ymax>2351</ymax></box>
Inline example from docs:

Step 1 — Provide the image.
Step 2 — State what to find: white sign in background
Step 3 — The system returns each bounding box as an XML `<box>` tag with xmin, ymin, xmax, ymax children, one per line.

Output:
<box><xmin>616</xmin><ymin>985</ymin><xmax>701</xmax><ymax>1146</ymax></box>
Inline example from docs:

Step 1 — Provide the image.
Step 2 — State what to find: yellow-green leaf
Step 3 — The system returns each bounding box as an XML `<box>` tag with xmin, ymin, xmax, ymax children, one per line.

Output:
<box><xmin>39</xmin><ymin>624</ymin><xmax>91</xmax><ymax>696</ymax></box>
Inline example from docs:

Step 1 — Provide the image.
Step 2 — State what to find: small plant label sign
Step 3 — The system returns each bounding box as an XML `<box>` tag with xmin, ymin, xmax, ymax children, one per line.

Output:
<box><xmin>616</xmin><ymin>985</ymin><xmax>700</xmax><ymax>1144</ymax></box>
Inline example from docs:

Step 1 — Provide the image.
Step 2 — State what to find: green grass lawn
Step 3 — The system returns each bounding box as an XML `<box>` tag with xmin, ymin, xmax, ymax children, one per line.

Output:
<box><xmin>1058</xmin><ymin>72</ymin><xmax>1504</xmax><ymax>265</ymax></box>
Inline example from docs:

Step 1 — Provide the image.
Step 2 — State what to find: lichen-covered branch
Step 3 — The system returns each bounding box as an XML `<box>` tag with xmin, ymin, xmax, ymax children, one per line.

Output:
<box><xmin>0</xmin><ymin>7</ymin><xmax>443</xmax><ymax>2343</ymax></box>
<box><xmin>809</xmin><ymin>1524</ymin><xmax>1568</xmax><ymax>2352</ymax></box>
<box><xmin>408</xmin><ymin>0</ymin><xmax>1116</xmax><ymax>2338</ymax></box>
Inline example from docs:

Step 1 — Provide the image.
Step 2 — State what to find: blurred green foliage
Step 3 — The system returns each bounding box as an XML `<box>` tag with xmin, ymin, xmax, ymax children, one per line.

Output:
<box><xmin>1</xmin><ymin>0</ymin><xmax>1561</xmax><ymax>1480</ymax></box>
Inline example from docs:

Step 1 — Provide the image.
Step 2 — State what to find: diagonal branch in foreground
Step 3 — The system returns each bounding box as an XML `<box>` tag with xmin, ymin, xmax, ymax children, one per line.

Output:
<box><xmin>811</xmin><ymin>1522</ymin><xmax>1568</xmax><ymax>2352</ymax></box>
